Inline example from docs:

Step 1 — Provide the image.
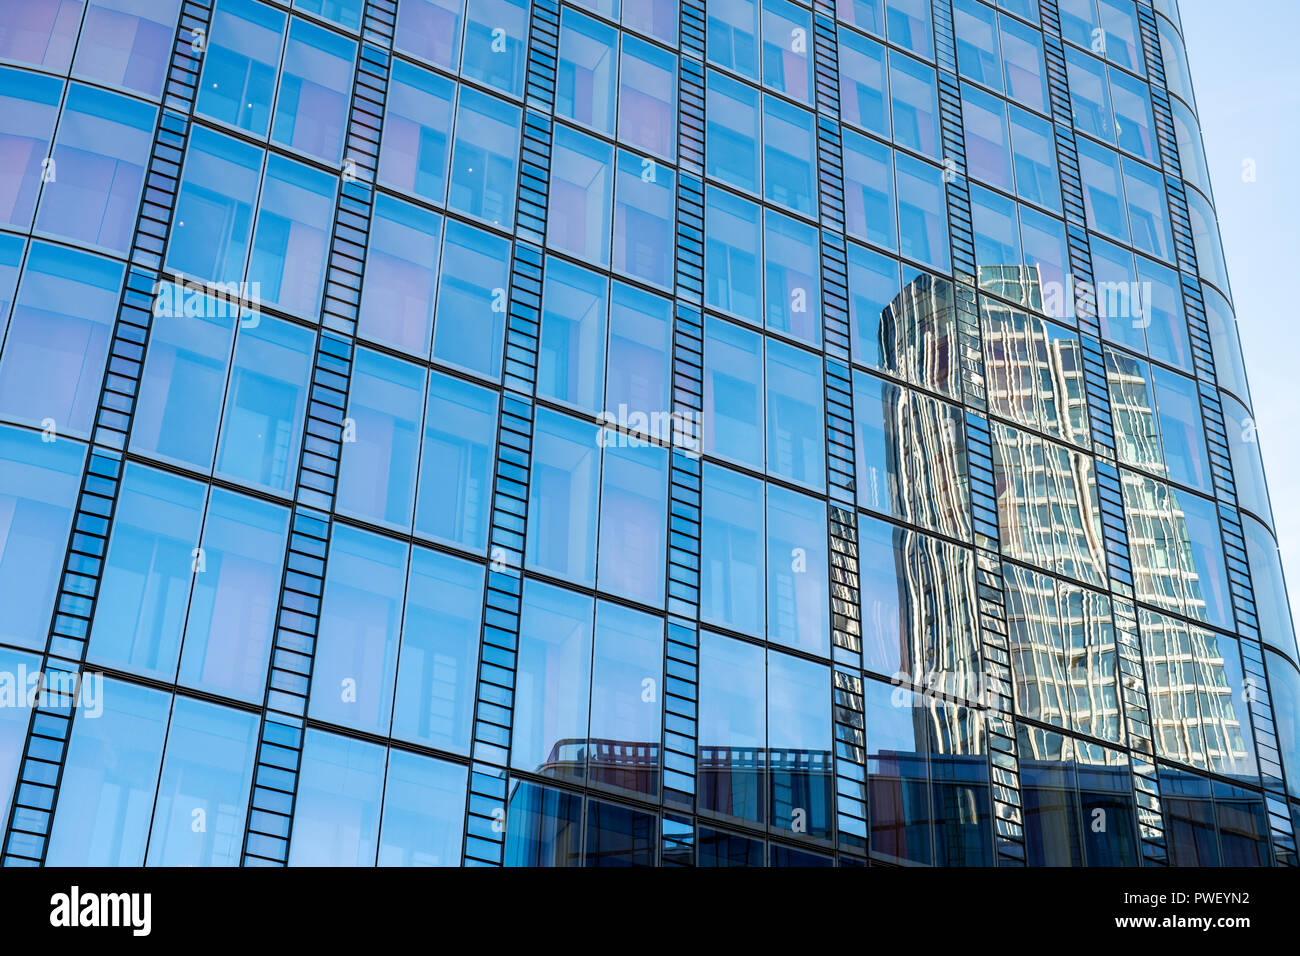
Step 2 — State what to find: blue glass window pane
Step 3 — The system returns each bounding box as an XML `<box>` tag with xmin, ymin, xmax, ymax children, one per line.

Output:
<box><xmin>865</xmin><ymin>679</ymin><xmax>932</xmax><ymax>864</ymax></box>
<box><xmin>359</xmin><ymin>194</ymin><xmax>441</xmax><ymax>356</ymax></box>
<box><xmin>766</xmin><ymin>338</ymin><xmax>824</xmax><ymax>487</ymax></box>
<box><xmin>624</xmin><ymin>0</ymin><xmax>677</xmax><ymax>45</ymax></box>
<box><xmin>764</xmin><ymin>209</ymin><xmax>821</xmax><ymax>344</ymax></box>
<box><xmin>527</xmin><ymin>409</ymin><xmax>600</xmax><ymax>585</ymax></box>
<box><xmin>0</xmin><ymin>0</ymin><xmax>81</xmax><ymax>72</ymax></box>
<box><xmin>89</xmin><ymin>464</ymin><xmax>206</xmax><ymax>680</ymax></box>
<box><xmin>35</xmin><ymin>84</ymin><xmax>155</xmax><ymax>254</ymax></box>
<box><xmin>392</xmin><ymin>547</ymin><xmax>483</xmax><ymax>754</ymax></box>
<box><xmin>843</xmin><ymin>129</ymin><xmax>897</xmax><ymax>251</ymax></box>
<box><xmin>701</xmin><ymin>464</ymin><xmax>765</xmax><ymax>637</ymax></box>
<box><xmin>771</xmin><ymin>844</ymin><xmax>834</xmax><ymax>866</ymax></box>
<box><xmin>1091</xmin><ymin>235</ymin><xmax>1144</xmax><ymax>351</ymax></box>
<box><xmin>896</xmin><ymin>153</ymin><xmax>950</xmax><ymax>272</ymax></box>
<box><xmin>1223</xmin><ymin>396</ymin><xmax>1271</xmax><ymax>527</ymax></box>
<box><xmin>1109</xmin><ymin>66</ymin><xmax>1156</xmax><ymax>161</ymax></box>
<box><xmin>847</xmin><ymin>242</ymin><xmax>900</xmax><ymax>373</ymax></box>
<box><xmin>768</xmin><ymin>650</ymin><xmax>833</xmax><ymax>837</ymax></box>
<box><xmin>378</xmin><ymin>749</ymin><xmax>468</xmax><ymax>866</ymax></box>
<box><xmin>557</xmin><ymin>9</ymin><xmax>617</xmax><ymax>136</ymax></box>
<box><xmin>762</xmin><ymin>0</ymin><xmax>814</xmax><ymax>103</ymax></box>
<box><xmin>214</xmin><ymin>316</ymin><xmax>315</xmax><ymax>495</ymax></box>
<box><xmin>1135</xmin><ymin>254</ymin><xmax>1190</xmax><ymax>370</ymax></box>
<box><xmin>1000</xmin><ymin>13</ymin><xmax>1048</xmax><ymax>113</ymax></box>
<box><xmin>1097</xmin><ymin>0</ymin><xmax>1144</xmax><ymax>73</ymax></box>
<box><xmin>514</xmin><ymin>581</ymin><xmax>594</xmax><ymax>779</ymax></box>
<box><xmin>1160</xmin><ymin>767</ymin><xmax>1218</xmax><ymax>865</ymax></box>
<box><xmin>1065</xmin><ymin>47</ymin><xmax>1112</xmax><ymax>142</ymax></box>
<box><xmin>597</xmin><ymin>442</ymin><xmax>668</xmax><ymax>607</ymax></box>
<box><xmin>294</xmin><ymin>0</ymin><xmax>363</xmax><ymax>31</ymax></box>
<box><xmin>589</xmin><ymin>602</ymin><xmax>664</xmax><ymax>797</ymax></box>
<box><xmin>954</xmin><ymin>0</ymin><xmax>1000</xmax><ymax>90</ymax></box>
<box><xmin>847</xmin><ymin>240</ymin><xmax>899</xmax><ymax>371</ymax></box>
<box><xmin>699</xmin><ymin>827</ymin><xmax>764</xmax><ymax>866</ymax></box>
<box><xmin>705</xmin><ymin>70</ymin><xmax>761</xmax><ymax>193</ymax></box>
<box><xmin>1186</xmin><ymin>185</ymin><xmax>1230</xmax><ymax>294</ymax></box>
<box><xmin>379</xmin><ymin>60</ymin><xmax>454</xmax><ymax>206</ymax></box>
<box><xmin>704</xmin><ymin>316</ymin><xmax>763</xmax><ymax>469</ymax></box>
<box><xmin>838</xmin><ymin>27</ymin><xmax>888</xmax><ymax>137</ymax></box>
<box><xmin>310</xmin><ymin>525</ymin><xmax>408</xmax><ymax>734</ymax></box>
<box><xmin>337</xmin><ymin>348</ymin><xmax>425</xmax><ymax>529</ymax></box>
<box><xmin>1203</xmin><ymin>286</ymin><xmax>1249</xmax><ymax>404</ymax></box>
<box><xmin>1123</xmin><ymin>156</ymin><xmax>1173</xmax><ymax>261</ymax></box>
<box><xmin>606</xmin><ymin>281</ymin><xmax>671</xmax><ymax>424</ymax></box>
<box><xmin>247</xmin><ymin>153</ymin><xmax>336</xmax><ymax>317</ymax></box>
<box><xmin>1020</xmin><ymin>204</ymin><xmax>1070</xmax><ymax>313</ymax></box>
<box><xmin>0</xmin><ymin>242</ymin><xmax>123</xmax><ymax>436</ymax></box>
<box><xmin>414</xmin><ymin>373</ymin><xmax>496</xmax><ymax>551</ymax></box>
<box><xmin>619</xmin><ymin>34</ymin><xmax>677</xmax><ymax>161</ymax></box>
<box><xmin>708</xmin><ymin>0</ymin><xmax>760</xmax><ymax>80</ymax></box>
<box><xmin>1009</xmin><ymin>104</ymin><xmax>1060</xmax><ymax>212</ymax></box>
<box><xmin>614</xmin><ymin>149</ymin><xmax>675</xmax><ymax>288</ymax></box>
<box><xmin>132</xmin><ymin>290</ymin><xmax>239</xmax><ymax>470</ymax></box>
<box><xmin>767</xmin><ymin>485</ymin><xmax>830</xmax><ymax>656</ymax></box>
<box><xmin>179</xmin><ymin>489</ymin><xmax>287</xmax><ymax>703</ymax></box>
<box><xmin>1151</xmin><ymin>364</ymin><xmax>1210</xmax><ymax>492</ymax></box>
<box><xmin>886</xmin><ymin>0</ymin><xmax>933</xmax><ymax>58</ymax></box>
<box><xmin>167</xmin><ymin>126</ymin><xmax>263</xmax><ymax>285</ymax></box>
<box><xmin>1266</xmin><ymin>651</ymin><xmax>1300</xmax><ymax>799</ymax></box>
<box><xmin>698</xmin><ymin>631</ymin><xmax>766</xmax><ymax>823</ymax></box>
<box><xmin>971</xmin><ymin>184</ymin><xmax>1022</xmax><ymax>297</ymax></box>
<box><xmin>448</xmin><ymin>87</ymin><xmax>520</xmax><ymax>228</ymax></box>
<box><xmin>504</xmin><ymin>780</ymin><xmax>582</xmax><ymax>866</ymax></box>
<box><xmin>1077</xmin><ymin>138</ymin><xmax>1127</xmax><ymax>241</ymax></box>
<box><xmin>432</xmin><ymin>220</ymin><xmax>510</xmax><ymax>380</ymax></box>
<box><xmin>853</xmin><ymin>370</ymin><xmax>906</xmax><ymax>520</ymax></box>
<box><xmin>146</xmin><ymin>697</ymin><xmax>258</xmax><ymax>866</ymax></box>
<box><xmin>585</xmin><ymin>798</ymin><xmax>657</xmax><ymax>866</ymax></box>
<box><xmin>858</xmin><ymin>516</ymin><xmax>906</xmax><ymax>677</ymax></box>
<box><xmin>271</xmin><ymin>17</ymin><xmax>355</xmax><ymax>164</ymax></box>
<box><xmin>1170</xmin><ymin>487</ymin><xmax>1234</xmax><ymax>631</ymax></box>
<box><xmin>0</xmin><ymin>647</ymin><xmax>41</xmax><ymax>826</ymax></box>
<box><xmin>462</xmin><ymin>0</ymin><xmax>529</xmax><ymax>96</ymax></box>
<box><xmin>705</xmin><ymin>186</ymin><xmax>762</xmax><ymax>320</ymax></box>
<box><xmin>1244</xmin><ymin>519</ymin><xmax>1295</xmax><ymax>660</ymax></box>
<box><xmin>289</xmin><ymin>729</ymin><xmax>385</xmax><ymax>865</ymax></box>
<box><xmin>838</xmin><ymin>0</ymin><xmax>885</xmax><ymax>34</ymax></box>
<box><xmin>197</xmin><ymin>0</ymin><xmax>286</xmax><ymax>135</ymax></box>
<box><xmin>963</xmin><ymin>83</ymin><xmax>1012</xmax><ymax>192</ymax></box>
<box><xmin>539</xmin><ymin>258</ymin><xmax>608</xmax><ymax>414</ymax></box>
<box><xmin>394</xmin><ymin>0</ymin><xmax>463</xmax><ymax>71</ymax></box>
<box><xmin>890</xmin><ymin>50</ymin><xmax>942</xmax><ymax>159</ymax></box>
<box><xmin>762</xmin><ymin>95</ymin><xmax>816</xmax><ymax>214</ymax></box>
<box><xmin>0</xmin><ymin>427</ymin><xmax>84</xmax><ymax>651</ymax></box>
<box><xmin>46</xmin><ymin>679</ymin><xmax>170</xmax><ymax>866</ymax></box>
<box><xmin>548</xmin><ymin>125</ymin><xmax>613</xmax><ymax>265</ymax></box>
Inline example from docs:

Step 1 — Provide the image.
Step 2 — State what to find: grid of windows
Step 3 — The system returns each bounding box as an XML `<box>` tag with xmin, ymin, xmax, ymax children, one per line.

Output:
<box><xmin>0</xmin><ymin>0</ymin><xmax>1294</xmax><ymax>867</ymax></box>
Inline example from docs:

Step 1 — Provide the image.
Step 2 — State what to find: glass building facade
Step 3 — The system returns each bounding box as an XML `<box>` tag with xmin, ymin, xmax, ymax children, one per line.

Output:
<box><xmin>0</xmin><ymin>0</ymin><xmax>1296</xmax><ymax>867</ymax></box>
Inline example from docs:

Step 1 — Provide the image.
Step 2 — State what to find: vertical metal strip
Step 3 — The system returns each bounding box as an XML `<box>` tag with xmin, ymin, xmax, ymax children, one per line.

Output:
<box><xmin>0</xmin><ymin>0</ymin><xmax>215</xmax><ymax>868</ymax></box>
<box><xmin>810</xmin><ymin>0</ymin><xmax>867</xmax><ymax>859</ymax></box>
<box><xmin>660</xmin><ymin>0</ymin><xmax>706</xmax><ymax>822</ymax></box>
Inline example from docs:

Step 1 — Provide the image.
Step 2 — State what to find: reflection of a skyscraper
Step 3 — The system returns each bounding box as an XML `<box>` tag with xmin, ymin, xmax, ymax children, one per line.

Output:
<box><xmin>975</xmin><ymin>267</ymin><xmax>1249</xmax><ymax>778</ymax></box>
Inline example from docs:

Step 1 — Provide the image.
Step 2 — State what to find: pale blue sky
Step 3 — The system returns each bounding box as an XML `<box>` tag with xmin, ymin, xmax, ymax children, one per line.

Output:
<box><xmin>1178</xmin><ymin>0</ymin><xmax>1300</xmax><ymax>625</ymax></box>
